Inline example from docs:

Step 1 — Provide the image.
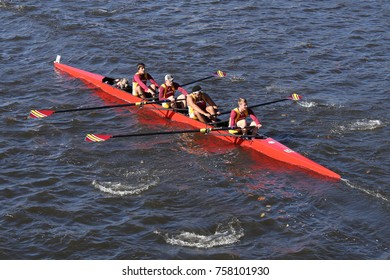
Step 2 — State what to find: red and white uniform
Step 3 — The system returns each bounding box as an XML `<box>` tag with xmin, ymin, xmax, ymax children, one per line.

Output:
<box><xmin>132</xmin><ymin>72</ymin><xmax>159</xmax><ymax>92</ymax></box>
<box><xmin>159</xmin><ymin>82</ymin><xmax>188</xmax><ymax>101</ymax></box>
<box><xmin>229</xmin><ymin>107</ymin><xmax>260</xmax><ymax>127</ymax></box>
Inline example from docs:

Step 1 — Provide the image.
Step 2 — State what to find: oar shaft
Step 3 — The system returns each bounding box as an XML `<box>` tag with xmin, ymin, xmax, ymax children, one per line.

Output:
<box><xmin>218</xmin><ymin>98</ymin><xmax>290</xmax><ymax>115</ymax></box>
<box><xmin>249</xmin><ymin>98</ymin><xmax>289</xmax><ymax>109</ymax></box>
<box><xmin>112</xmin><ymin>129</ymin><xmax>205</xmax><ymax>138</ymax></box>
<box><xmin>86</xmin><ymin>126</ymin><xmax>244</xmax><ymax>142</ymax></box>
<box><xmin>181</xmin><ymin>75</ymin><xmax>213</xmax><ymax>87</ymax></box>
<box><xmin>59</xmin><ymin>97</ymin><xmax>188</xmax><ymax>113</ymax></box>
<box><xmin>54</xmin><ymin>98</ymin><xmax>179</xmax><ymax>114</ymax></box>
<box><xmin>54</xmin><ymin>102</ymin><xmax>145</xmax><ymax>113</ymax></box>
<box><xmin>30</xmin><ymin>98</ymin><xmax>186</xmax><ymax>119</ymax></box>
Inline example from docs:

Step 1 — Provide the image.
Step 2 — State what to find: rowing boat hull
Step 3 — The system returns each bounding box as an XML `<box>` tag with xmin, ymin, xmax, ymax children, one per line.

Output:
<box><xmin>53</xmin><ymin>59</ymin><xmax>341</xmax><ymax>180</ymax></box>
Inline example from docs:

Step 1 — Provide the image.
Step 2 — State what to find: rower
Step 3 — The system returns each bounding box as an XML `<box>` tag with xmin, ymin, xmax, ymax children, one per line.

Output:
<box><xmin>158</xmin><ymin>74</ymin><xmax>189</xmax><ymax>109</ymax></box>
<box><xmin>132</xmin><ymin>62</ymin><xmax>159</xmax><ymax>99</ymax></box>
<box><xmin>187</xmin><ymin>85</ymin><xmax>220</xmax><ymax>123</ymax></box>
<box><xmin>229</xmin><ymin>98</ymin><xmax>262</xmax><ymax>135</ymax></box>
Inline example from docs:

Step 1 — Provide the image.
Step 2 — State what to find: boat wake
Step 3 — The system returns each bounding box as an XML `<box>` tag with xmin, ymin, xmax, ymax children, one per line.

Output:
<box><xmin>298</xmin><ymin>100</ymin><xmax>317</xmax><ymax>108</ymax></box>
<box><xmin>230</xmin><ymin>75</ymin><xmax>246</xmax><ymax>82</ymax></box>
<box><xmin>92</xmin><ymin>170</ymin><xmax>159</xmax><ymax>196</ymax></box>
<box><xmin>339</xmin><ymin>119</ymin><xmax>384</xmax><ymax>131</ymax></box>
<box><xmin>154</xmin><ymin>217</ymin><xmax>244</xmax><ymax>248</ymax></box>
<box><xmin>342</xmin><ymin>178</ymin><xmax>389</xmax><ymax>202</ymax></box>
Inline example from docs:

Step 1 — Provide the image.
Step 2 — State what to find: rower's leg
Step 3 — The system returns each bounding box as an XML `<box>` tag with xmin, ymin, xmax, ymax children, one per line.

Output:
<box><xmin>249</xmin><ymin>121</ymin><xmax>259</xmax><ymax>136</ymax></box>
<box><xmin>206</xmin><ymin>106</ymin><xmax>218</xmax><ymax>122</ymax></box>
<box><xmin>194</xmin><ymin>111</ymin><xmax>208</xmax><ymax>123</ymax></box>
<box><xmin>176</xmin><ymin>94</ymin><xmax>187</xmax><ymax>108</ymax></box>
<box><xmin>133</xmin><ymin>86</ymin><xmax>143</xmax><ymax>97</ymax></box>
<box><xmin>149</xmin><ymin>85</ymin><xmax>158</xmax><ymax>98</ymax></box>
<box><xmin>237</xmin><ymin>120</ymin><xmax>247</xmax><ymax>134</ymax></box>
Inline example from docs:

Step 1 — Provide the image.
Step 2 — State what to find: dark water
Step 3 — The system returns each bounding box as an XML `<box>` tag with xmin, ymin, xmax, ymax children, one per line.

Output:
<box><xmin>1</xmin><ymin>0</ymin><xmax>389</xmax><ymax>260</ymax></box>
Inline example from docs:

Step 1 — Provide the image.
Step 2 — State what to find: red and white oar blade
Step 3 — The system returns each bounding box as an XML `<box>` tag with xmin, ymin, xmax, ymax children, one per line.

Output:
<box><xmin>289</xmin><ymin>93</ymin><xmax>302</xmax><ymax>101</ymax></box>
<box><xmin>214</xmin><ymin>70</ymin><xmax>227</xmax><ymax>77</ymax></box>
<box><xmin>29</xmin><ymin>109</ymin><xmax>55</xmax><ymax>119</ymax></box>
<box><xmin>85</xmin><ymin>134</ymin><xmax>112</xmax><ymax>142</ymax></box>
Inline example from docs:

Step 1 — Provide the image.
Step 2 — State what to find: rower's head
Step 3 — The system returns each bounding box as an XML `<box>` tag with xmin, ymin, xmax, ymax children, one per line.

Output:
<box><xmin>136</xmin><ymin>63</ymin><xmax>146</xmax><ymax>73</ymax></box>
<box><xmin>238</xmin><ymin>98</ymin><xmax>248</xmax><ymax>110</ymax></box>
<box><xmin>191</xmin><ymin>85</ymin><xmax>203</xmax><ymax>96</ymax></box>
<box><xmin>165</xmin><ymin>74</ymin><xmax>174</xmax><ymax>86</ymax></box>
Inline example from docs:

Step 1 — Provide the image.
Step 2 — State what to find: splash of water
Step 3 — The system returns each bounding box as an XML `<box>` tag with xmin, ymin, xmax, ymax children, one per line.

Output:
<box><xmin>155</xmin><ymin>217</ymin><xmax>244</xmax><ymax>248</ymax></box>
<box><xmin>92</xmin><ymin>180</ymin><xmax>153</xmax><ymax>196</ymax></box>
<box><xmin>92</xmin><ymin>169</ymin><xmax>159</xmax><ymax>196</ymax></box>
<box><xmin>348</xmin><ymin>120</ymin><xmax>384</xmax><ymax>131</ymax></box>
<box><xmin>230</xmin><ymin>75</ymin><xmax>246</xmax><ymax>82</ymax></box>
<box><xmin>334</xmin><ymin>119</ymin><xmax>384</xmax><ymax>134</ymax></box>
<box><xmin>298</xmin><ymin>100</ymin><xmax>316</xmax><ymax>108</ymax></box>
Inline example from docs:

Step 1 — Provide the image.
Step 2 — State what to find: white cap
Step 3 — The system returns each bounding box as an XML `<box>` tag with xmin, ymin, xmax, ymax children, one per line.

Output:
<box><xmin>165</xmin><ymin>74</ymin><xmax>174</xmax><ymax>82</ymax></box>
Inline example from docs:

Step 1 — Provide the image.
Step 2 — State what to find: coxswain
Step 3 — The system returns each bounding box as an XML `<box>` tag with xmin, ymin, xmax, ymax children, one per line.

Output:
<box><xmin>159</xmin><ymin>74</ymin><xmax>189</xmax><ymax>109</ymax></box>
<box><xmin>187</xmin><ymin>85</ymin><xmax>220</xmax><ymax>123</ymax></box>
<box><xmin>132</xmin><ymin>63</ymin><xmax>159</xmax><ymax>99</ymax></box>
<box><xmin>229</xmin><ymin>98</ymin><xmax>262</xmax><ymax>135</ymax></box>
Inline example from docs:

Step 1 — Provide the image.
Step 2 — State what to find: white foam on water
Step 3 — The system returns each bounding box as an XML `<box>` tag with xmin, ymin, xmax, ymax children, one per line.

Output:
<box><xmin>334</xmin><ymin>119</ymin><xmax>384</xmax><ymax>134</ymax></box>
<box><xmin>230</xmin><ymin>75</ymin><xmax>246</xmax><ymax>82</ymax></box>
<box><xmin>92</xmin><ymin>180</ymin><xmax>152</xmax><ymax>196</ymax></box>
<box><xmin>298</xmin><ymin>100</ymin><xmax>316</xmax><ymax>108</ymax></box>
<box><xmin>92</xmin><ymin>169</ymin><xmax>159</xmax><ymax>196</ymax></box>
<box><xmin>155</xmin><ymin>217</ymin><xmax>244</xmax><ymax>248</ymax></box>
<box><xmin>342</xmin><ymin>178</ymin><xmax>389</xmax><ymax>202</ymax></box>
<box><xmin>348</xmin><ymin>119</ymin><xmax>384</xmax><ymax>131</ymax></box>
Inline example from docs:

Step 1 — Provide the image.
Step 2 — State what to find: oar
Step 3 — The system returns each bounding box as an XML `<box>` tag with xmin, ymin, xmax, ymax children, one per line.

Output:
<box><xmin>216</xmin><ymin>93</ymin><xmax>302</xmax><ymax>116</ymax></box>
<box><xmin>250</xmin><ymin>93</ymin><xmax>301</xmax><ymax>109</ymax></box>
<box><xmin>85</xmin><ymin>127</ymin><xmax>233</xmax><ymax>142</ymax></box>
<box><xmin>30</xmin><ymin>70</ymin><xmax>226</xmax><ymax>119</ymax></box>
<box><xmin>29</xmin><ymin>100</ymin><xmax>169</xmax><ymax>119</ymax></box>
<box><xmin>180</xmin><ymin>70</ymin><xmax>226</xmax><ymax>87</ymax></box>
<box><xmin>142</xmin><ymin>107</ymin><xmax>189</xmax><ymax>112</ymax></box>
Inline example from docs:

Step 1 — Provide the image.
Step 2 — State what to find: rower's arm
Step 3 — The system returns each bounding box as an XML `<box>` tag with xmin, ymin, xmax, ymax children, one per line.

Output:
<box><xmin>148</xmin><ymin>73</ymin><xmax>159</xmax><ymax>87</ymax></box>
<box><xmin>134</xmin><ymin>74</ymin><xmax>149</xmax><ymax>92</ymax></box>
<box><xmin>158</xmin><ymin>86</ymin><xmax>165</xmax><ymax>101</ymax></box>
<box><xmin>248</xmin><ymin>109</ymin><xmax>261</xmax><ymax>126</ymax></box>
<box><xmin>203</xmin><ymin>93</ymin><xmax>217</xmax><ymax>107</ymax></box>
<box><xmin>229</xmin><ymin>110</ymin><xmax>237</xmax><ymax>127</ymax></box>
<box><xmin>187</xmin><ymin>96</ymin><xmax>208</xmax><ymax>115</ymax></box>
<box><xmin>177</xmin><ymin>86</ymin><xmax>188</xmax><ymax>96</ymax></box>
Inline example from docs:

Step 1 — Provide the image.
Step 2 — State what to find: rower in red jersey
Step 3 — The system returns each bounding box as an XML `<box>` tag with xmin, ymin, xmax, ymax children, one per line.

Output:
<box><xmin>187</xmin><ymin>85</ymin><xmax>220</xmax><ymax>123</ymax></box>
<box><xmin>158</xmin><ymin>74</ymin><xmax>189</xmax><ymax>109</ymax></box>
<box><xmin>229</xmin><ymin>98</ymin><xmax>262</xmax><ymax>135</ymax></box>
<box><xmin>132</xmin><ymin>63</ymin><xmax>159</xmax><ymax>99</ymax></box>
